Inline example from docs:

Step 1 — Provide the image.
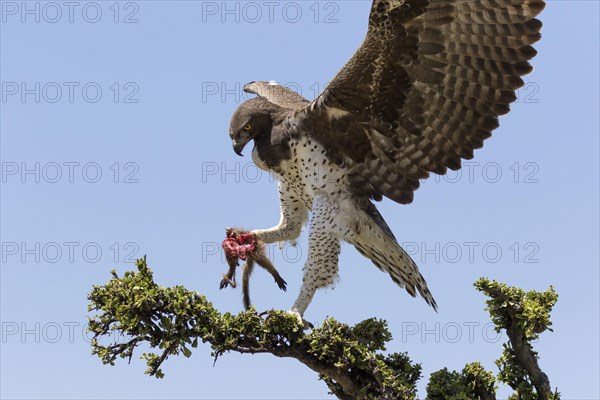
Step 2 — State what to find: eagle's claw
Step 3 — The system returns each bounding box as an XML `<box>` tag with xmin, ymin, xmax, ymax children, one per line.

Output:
<box><xmin>287</xmin><ymin>309</ymin><xmax>313</xmax><ymax>330</ymax></box>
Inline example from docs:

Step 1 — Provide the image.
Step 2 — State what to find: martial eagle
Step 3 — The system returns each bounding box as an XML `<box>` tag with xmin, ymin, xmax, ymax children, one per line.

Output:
<box><xmin>227</xmin><ymin>0</ymin><xmax>545</xmax><ymax>319</ymax></box>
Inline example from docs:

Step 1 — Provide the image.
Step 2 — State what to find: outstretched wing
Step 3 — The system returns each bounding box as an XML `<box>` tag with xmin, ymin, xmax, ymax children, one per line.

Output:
<box><xmin>299</xmin><ymin>0</ymin><xmax>545</xmax><ymax>204</ymax></box>
<box><xmin>244</xmin><ymin>81</ymin><xmax>310</xmax><ymax>110</ymax></box>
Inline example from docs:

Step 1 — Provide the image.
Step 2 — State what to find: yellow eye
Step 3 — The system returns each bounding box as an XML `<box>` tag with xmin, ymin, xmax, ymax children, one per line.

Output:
<box><xmin>243</xmin><ymin>124</ymin><xmax>252</xmax><ymax>131</ymax></box>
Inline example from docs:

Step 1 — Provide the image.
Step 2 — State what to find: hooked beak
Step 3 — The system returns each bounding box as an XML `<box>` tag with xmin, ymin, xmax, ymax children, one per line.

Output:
<box><xmin>233</xmin><ymin>138</ymin><xmax>249</xmax><ymax>157</ymax></box>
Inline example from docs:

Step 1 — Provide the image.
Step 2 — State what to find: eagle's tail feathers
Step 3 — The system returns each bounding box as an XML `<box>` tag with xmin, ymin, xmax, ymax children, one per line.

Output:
<box><xmin>352</xmin><ymin>213</ymin><xmax>438</xmax><ymax>311</ymax></box>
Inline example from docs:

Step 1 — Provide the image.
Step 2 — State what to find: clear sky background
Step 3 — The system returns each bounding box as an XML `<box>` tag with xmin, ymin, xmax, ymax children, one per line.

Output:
<box><xmin>1</xmin><ymin>1</ymin><xmax>598</xmax><ymax>399</ymax></box>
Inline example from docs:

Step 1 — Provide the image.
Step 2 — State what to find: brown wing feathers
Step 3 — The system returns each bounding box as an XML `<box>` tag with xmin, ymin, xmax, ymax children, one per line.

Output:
<box><xmin>306</xmin><ymin>0</ymin><xmax>545</xmax><ymax>204</ymax></box>
<box><xmin>405</xmin><ymin>0</ymin><xmax>544</xmax><ymax>174</ymax></box>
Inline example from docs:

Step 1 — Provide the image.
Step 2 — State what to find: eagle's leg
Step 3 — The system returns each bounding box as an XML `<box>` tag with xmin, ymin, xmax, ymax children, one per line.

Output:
<box><xmin>251</xmin><ymin>181</ymin><xmax>308</xmax><ymax>245</ymax></box>
<box><xmin>289</xmin><ymin>197</ymin><xmax>341</xmax><ymax>321</ymax></box>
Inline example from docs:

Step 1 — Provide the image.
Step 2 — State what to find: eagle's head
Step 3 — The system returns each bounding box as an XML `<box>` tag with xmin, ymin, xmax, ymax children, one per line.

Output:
<box><xmin>229</xmin><ymin>98</ymin><xmax>276</xmax><ymax>156</ymax></box>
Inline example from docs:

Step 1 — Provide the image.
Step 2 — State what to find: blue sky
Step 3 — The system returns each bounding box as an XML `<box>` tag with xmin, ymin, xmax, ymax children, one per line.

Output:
<box><xmin>1</xmin><ymin>1</ymin><xmax>598</xmax><ymax>399</ymax></box>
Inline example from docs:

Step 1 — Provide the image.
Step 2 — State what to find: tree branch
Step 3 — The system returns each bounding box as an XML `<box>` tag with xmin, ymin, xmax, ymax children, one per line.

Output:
<box><xmin>505</xmin><ymin>321</ymin><xmax>552</xmax><ymax>396</ymax></box>
<box><xmin>475</xmin><ymin>279</ymin><xmax>559</xmax><ymax>399</ymax></box>
<box><xmin>87</xmin><ymin>257</ymin><xmax>421</xmax><ymax>399</ymax></box>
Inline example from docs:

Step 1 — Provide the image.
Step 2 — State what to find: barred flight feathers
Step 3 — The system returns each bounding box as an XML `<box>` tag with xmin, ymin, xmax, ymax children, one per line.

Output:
<box><xmin>299</xmin><ymin>0</ymin><xmax>545</xmax><ymax>205</ymax></box>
